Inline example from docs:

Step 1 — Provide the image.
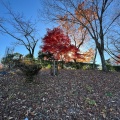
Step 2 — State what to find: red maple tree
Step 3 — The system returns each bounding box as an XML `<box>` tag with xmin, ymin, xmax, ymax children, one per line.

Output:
<box><xmin>41</xmin><ymin>27</ymin><xmax>83</xmax><ymax>62</ymax></box>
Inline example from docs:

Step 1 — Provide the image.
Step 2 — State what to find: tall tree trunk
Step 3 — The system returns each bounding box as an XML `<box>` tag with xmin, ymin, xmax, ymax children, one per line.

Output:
<box><xmin>28</xmin><ymin>49</ymin><xmax>34</xmax><ymax>59</ymax></box>
<box><xmin>31</xmin><ymin>48</ymin><xmax>35</xmax><ymax>59</ymax></box>
<box><xmin>98</xmin><ymin>48</ymin><xmax>107</xmax><ymax>71</ymax></box>
<box><xmin>93</xmin><ymin>47</ymin><xmax>97</xmax><ymax>69</ymax></box>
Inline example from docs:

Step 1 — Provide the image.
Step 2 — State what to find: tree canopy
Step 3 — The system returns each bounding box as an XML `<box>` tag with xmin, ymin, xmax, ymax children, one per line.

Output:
<box><xmin>40</xmin><ymin>0</ymin><xmax>120</xmax><ymax>71</ymax></box>
<box><xmin>41</xmin><ymin>27</ymin><xmax>94</xmax><ymax>62</ymax></box>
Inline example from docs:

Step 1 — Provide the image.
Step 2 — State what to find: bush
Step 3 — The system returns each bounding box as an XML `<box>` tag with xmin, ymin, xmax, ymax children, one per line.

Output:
<box><xmin>46</xmin><ymin>64</ymin><xmax>51</xmax><ymax>69</ymax></box>
<box><xmin>106</xmin><ymin>65</ymin><xmax>115</xmax><ymax>71</ymax></box>
<box><xmin>63</xmin><ymin>62</ymin><xmax>99</xmax><ymax>70</ymax></box>
<box><xmin>18</xmin><ymin>60</ymin><xmax>42</xmax><ymax>82</ymax></box>
<box><xmin>82</xmin><ymin>64</ymin><xmax>91</xmax><ymax>70</ymax></box>
<box><xmin>39</xmin><ymin>60</ymin><xmax>99</xmax><ymax>70</ymax></box>
<box><xmin>41</xmin><ymin>60</ymin><xmax>52</xmax><ymax>68</ymax></box>
<box><xmin>113</xmin><ymin>66</ymin><xmax>120</xmax><ymax>71</ymax></box>
<box><xmin>106</xmin><ymin>65</ymin><xmax>120</xmax><ymax>72</ymax></box>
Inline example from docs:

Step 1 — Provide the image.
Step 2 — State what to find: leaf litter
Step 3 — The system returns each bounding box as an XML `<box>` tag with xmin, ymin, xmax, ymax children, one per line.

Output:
<box><xmin>0</xmin><ymin>69</ymin><xmax>120</xmax><ymax>120</ymax></box>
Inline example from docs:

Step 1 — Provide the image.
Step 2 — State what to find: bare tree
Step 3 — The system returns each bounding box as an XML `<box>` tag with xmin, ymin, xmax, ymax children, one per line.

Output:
<box><xmin>39</xmin><ymin>0</ymin><xmax>120</xmax><ymax>71</ymax></box>
<box><xmin>105</xmin><ymin>22</ymin><xmax>120</xmax><ymax>63</ymax></box>
<box><xmin>0</xmin><ymin>3</ymin><xmax>39</xmax><ymax>59</ymax></box>
<box><xmin>0</xmin><ymin>17</ymin><xmax>4</xmax><ymax>33</ymax></box>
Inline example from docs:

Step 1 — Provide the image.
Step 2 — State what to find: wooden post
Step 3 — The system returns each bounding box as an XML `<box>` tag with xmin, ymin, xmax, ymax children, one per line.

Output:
<box><xmin>51</xmin><ymin>60</ymin><xmax>58</xmax><ymax>76</ymax></box>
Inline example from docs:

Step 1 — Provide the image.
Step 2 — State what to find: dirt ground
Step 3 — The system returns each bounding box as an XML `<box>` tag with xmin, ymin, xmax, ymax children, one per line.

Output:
<box><xmin>0</xmin><ymin>69</ymin><xmax>120</xmax><ymax>120</ymax></box>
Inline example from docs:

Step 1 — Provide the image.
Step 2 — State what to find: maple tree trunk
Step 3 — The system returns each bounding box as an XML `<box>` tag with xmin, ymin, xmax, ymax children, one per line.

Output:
<box><xmin>61</xmin><ymin>60</ymin><xmax>64</xmax><ymax>69</ymax></box>
<box><xmin>74</xmin><ymin>59</ymin><xmax>79</xmax><ymax>69</ymax></box>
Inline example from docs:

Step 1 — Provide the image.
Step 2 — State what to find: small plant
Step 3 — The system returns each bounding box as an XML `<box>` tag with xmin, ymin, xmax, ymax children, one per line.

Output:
<box><xmin>85</xmin><ymin>98</ymin><xmax>97</xmax><ymax>106</ymax></box>
<box><xmin>82</xmin><ymin>65</ymin><xmax>90</xmax><ymax>70</ymax></box>
<box><xmin>105</xmin><ymin>92</ymin><xmax>113</xmax><ymax>97</ymax></box>
<box><xmin>86</xmin><ymin>85</ymin><xmax>93</xmax><ymax>93</ymax></box>
<box><xmin>46</xmin><ymin>64</ymin><xmax>51</xmax><ymax>69</ymax></box>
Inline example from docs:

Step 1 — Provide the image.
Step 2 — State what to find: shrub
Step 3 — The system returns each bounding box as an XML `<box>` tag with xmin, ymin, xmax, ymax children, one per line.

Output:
<box><xmin>106</xmin><ymin>64</ymin><xmax>120</xmax><ymax>72</ymax></box>
<box><xmin>18</xmin><ymin>60</ymin><xmax>42</xmax><ymax>82</ymax></box>
<box><xmin>82</xmin><ymin>65</ymin><xmax>90</xmax><ymax>70</ymax></box>
<box><xmin>61</xmin><ymin>62</ymin><xmax>99</xmax><ymax>70</ymax></box>
<box><xmin>106</xmin><ymin>65</ymin><xmax>115</xmax><ymax>71</ymax></box>
<box><xmin>46</xmin><ymin>64</ymin><xmax>51</xmax><ymax>69</ymax></box>
<box><xmin>113</xmin><ymin>66</ymin><xmax>120</xmax><ymax>72</ymax></box>
<box><xmin>41</xmin><ymin>60</ymin><xmax>52</xmax><ymax>68</ymax></box>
